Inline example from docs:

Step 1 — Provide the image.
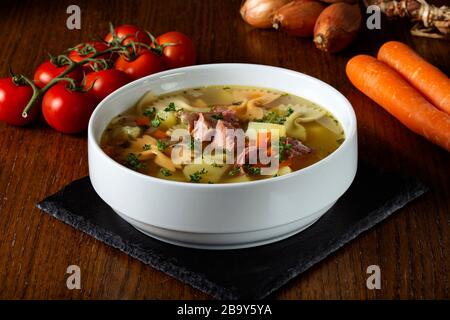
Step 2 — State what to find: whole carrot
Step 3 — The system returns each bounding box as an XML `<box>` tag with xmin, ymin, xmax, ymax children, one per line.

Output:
<box><xmin>378</xmin><ymin>41</ymin><xmax>450</xmax><ymax>115</ymax></box>
<box><xmin>346</xmin><ymin>55</ymin><xmax>450</xmax><ymax>151</ymax></box>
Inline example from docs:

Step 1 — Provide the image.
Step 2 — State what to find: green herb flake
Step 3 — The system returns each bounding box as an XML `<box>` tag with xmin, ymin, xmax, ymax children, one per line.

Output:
<box><xmin>143</xmin><ymin>144</ymin><xmax>151</xmax><ymax>151</ymax></box>
<box><xmin>228</xmin><ymin>167</ymin><xmax>241</xmax><ymax>176</ymax></box>
<box><xmin>287</xmin><ymin>106</ymin><xmax>294</xmax><ymax>116</ymax></box>
<box><xmin>223</xmin><ymin>87</ymin><xmax>231</xmax><ymax>90</ymax></box>
<box><xmin>211</xmin><ymin>113</ymin><xmax>224</xmax><ymax>120</ymax></box>
<box><xmin>156</xmin><ymin>140</ymin><xmax>167</xmax><ymax>152</ymax></box>
<box><xmin>190</xmin><ymin>138</ymin><xmax>201</xmax><ymax>150</ymax></box>
<box><xmin>279</xmin><ymin>137</ymin><xmax>293</xmax><ymax>161</ymax></box>
<box><xmin>246</xmin><ymin>166</ymin><xmax>261</xmax><ymax>175</ymax></box>
<box><xmin>336</xmin><ymin>138</ymin><xmax>345</xmax><ymax>145</ymax></box>
<box><xmin>211</xmin><ymin>162</ymin><xmax>224</xmax><ymax>168</ymax></box>
<box><xmin>143</xmin><ymin>107</ymin><xmax>156</xmax><ymax>118</ymax></box>
<box><xmin>126</xmin><ymin>153</ymin><xmax>144</xmax><ymax>170</ymax></box>
<box><xmin>164</xmin><ymin>102</ymin><xmax>177</xmax><ymax>112</ymax></box>
<box><xmin>189</xmin><ymin>168</ymin><xmax>207</xmax><ymax>183</ymax></box>
<box><xmin>258</xmin><ymin>111</ymin><xmax>287</xmax><ymax>125</ymax></box>
<box><xmin>160</xmin><ymin>168</ymin><xmax>172</xmax><ymax>176</ymax></box>
<box><xmin>151</xmin><ymin>117</ymin><xmax>161</xmax><ymax>128</ymax></box>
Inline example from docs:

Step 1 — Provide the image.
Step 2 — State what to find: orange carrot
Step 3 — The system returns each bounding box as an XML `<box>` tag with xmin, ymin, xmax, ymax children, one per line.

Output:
<box><xmin>346</xmin><ymin>55</ymin><xmax>450</xmax><ymax>151</ymax></box>
<box><xmin>257</xmin><ymin>131</ymin><xmax>272</xmax><ymax>148</ymax></box>
<box><xmin>280</xmin><ymin>159</ymin><xmax>292</xmax><ymax>167</ymax></box>
<box><xmin>152</xmin><ymin>129</ymin><xmax>168</xmax><ymax>139</ymax></box>
<box><xmin>377</xmin><ymin>41</ymin><xmax>450</xmax><ymax>115</ymax></box>
<box><xmin>135</xmin><ymin>117</ymin><xmax>150</xmax><ymax>126</ymax></box>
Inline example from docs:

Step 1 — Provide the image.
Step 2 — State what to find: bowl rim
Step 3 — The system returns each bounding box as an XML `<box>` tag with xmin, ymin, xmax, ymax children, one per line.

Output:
<box><xmin>88</xmin><ymin>63</ymin><xmax>357</xmax><ymax>189</ymax></box>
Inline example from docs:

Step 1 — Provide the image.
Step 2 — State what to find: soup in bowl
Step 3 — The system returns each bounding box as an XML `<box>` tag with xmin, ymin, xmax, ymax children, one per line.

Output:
<box><xmin>88</xmin><ymin>64</ymin><xmax>357</xmax><ymax>249</ymax></box>
<box><xmin>101</xmin><ymin>85</ymin><xmax>345</xmax><ymax>184</ymax></box>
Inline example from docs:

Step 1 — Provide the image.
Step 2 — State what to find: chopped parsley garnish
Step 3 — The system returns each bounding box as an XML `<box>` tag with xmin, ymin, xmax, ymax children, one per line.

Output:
<box><xmin>164</xmin><ymin>102</ymin><xmax>177</xmax><ymax>112</ymax></box>
<box><xmin>228</xmin><ymin>167</ymin><xmax>241</xmax><ymax>176</ymax></box>
<box><xmin>336</xmin><ymin>138</ymin><xmax>345</xmax><ymax>145</ymax></box>
<box><xmin>246</xmin><ymin>166</ymin><xmax>261</xmax><ymax>175</ymax></box>
<box><xmin>287</xmin><ymin>106</ymin><xmax>294</xmax><ymax>116</ymax></box>
<box><xmin>126</xmin><ymin>153</ymin><xmax>144</xmax><ymax>170</ymax></box>
<box><xmin>160</xmin><ymin>168</ymin><xmax>172</xmax><ymax>176</ymax></box>
<box><xmin>279</xmin><ymin>137</ymin><xmax>293</xmax><ymax>161</ymax></box>
<box><xmin>257</xmin><ymin>107</ymin><xmax>294</xmax><ymax>124</ymax></box>
<box><xmin>211</xmin><ymin>113</ymin><xmax>224</xmax><ymax>120</ymax></box>
<box><xmin>143</xmin><ymin>144</ymin><xmax>151</xmax><ymax>151</ymax></box>
<box><xmin>156</xmin><ymin>140</ymin><xmax>167</xmax><ymax>152</ymax></box>
<box><xmin>258</xmin><ymin>111</ymin><xmax>287</xmax><ymax>125</ymax></box>
<box><xmin>223</xmin><ymin>87</ymin><xmax>231</xmax><ymax>90</ymax></box>
<box><xmin>143</xmin><ymin>107</ymin><xmax>156</xmax><ymax>118</ymax></box>
<box><xmin>211</xmin><ymin>162</ymin><xmax>224</xmax><ymax>168</ymax></box>
<box><xmin>189</xmin><ymin>168</ymin><xmax>207</xmax><ymax>183</ymax></box>
<box><xmin>151</xmin><ymin>117</ymin><xmax>162</xmax><ymax>128</ymax></box>
<box><xmin>190</xmin><ymin>138</ymin><xmax>201</xmax><ymax>150</ymax></box>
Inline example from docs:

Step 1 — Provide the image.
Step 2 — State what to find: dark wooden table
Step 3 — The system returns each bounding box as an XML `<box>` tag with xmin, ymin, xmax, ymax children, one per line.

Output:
<box><xmin>0</xmin><ymin>0</ymin><xmax>448</xmax><ymax>300</ymax></box>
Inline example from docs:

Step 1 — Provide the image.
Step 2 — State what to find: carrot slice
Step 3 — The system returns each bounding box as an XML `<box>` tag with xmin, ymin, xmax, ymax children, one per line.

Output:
<box><xmin>378</xmin><ymin>41</ymin><xmax>450</xmax><ymax>115</ymax></box>
<box><xmin>257</xmin><ymin>131</ymin><xmax>271</xmax><ymax>148</ymax></box>
<box><xmin>135</xmin><ymin>117</ymin><xmax>150</xmax><ymax>126</ymax></box>
<box><xmin>280</xmin><ymin>159</ymin><xmax>292</xmax><ymax>167</ymax></box>
<box><xmin>346</xmin><ymin>55</ymin><xmax>450</xmax><ymax>151</ymax></box>
<box><xmin>152</xmin><ymin>129</ymin><xmax>168</xmax><ymax>139</ymax></box>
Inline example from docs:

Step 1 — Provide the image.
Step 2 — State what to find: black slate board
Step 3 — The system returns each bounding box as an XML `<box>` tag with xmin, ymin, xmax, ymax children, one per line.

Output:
<box><xmin>37</xmin><ymin>162</ymin><xmax>427</xmax><ymax>299</ymax></box>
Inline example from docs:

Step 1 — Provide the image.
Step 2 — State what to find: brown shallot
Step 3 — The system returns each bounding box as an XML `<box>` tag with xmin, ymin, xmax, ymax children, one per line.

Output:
<box><xmin>240</xmin><ymin>0</ymin><xmax>291</xmax><ymax>28</ymax></box>
<box><xmin>313</xmin><ymin>3</ymin><xmax>362</xmax><ymax>52</ymax></box>
<box><xmin>273</xmin><ymin>0</ymin><xmax>326</xmax><ymax>37</ymax></box>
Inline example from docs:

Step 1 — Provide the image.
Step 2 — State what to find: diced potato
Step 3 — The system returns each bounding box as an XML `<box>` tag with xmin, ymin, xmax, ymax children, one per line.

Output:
<box><xmin>182</xmin><ymin>163</ymin><xmax>229</xmax><ymax>183</ymax></box>
<box><xmin>113</xmin><ymin>126</ymin><xmax>142</xmax><ymax>141</ymax></box>
<box><xmin>276</xmin><ymin>166</ymin><xmax>292</xmax><ymax>176</ymax></box>
<box><xmin>246</xmin><ymin>122</ymin><xmax>286</xmax><ymax>141</ymax></box>
<box><xmin>156</xmin><ymin>110</ymin><xmax>177</xmax><ymax>129</ymax></box>
<box><xmin>225</xmin><ymin>174</ymin><xmax>252</xmax><ymax>183</ymax></box>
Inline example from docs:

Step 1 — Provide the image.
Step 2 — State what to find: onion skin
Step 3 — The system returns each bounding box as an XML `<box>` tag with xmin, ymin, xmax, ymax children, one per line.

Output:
<box><xmin>273</xmin><ymin>0</ymin><xmax>326</xmax><ymax>37</ymax></box>
<box><xmin>240</xmin><ymin>0</ymin><xmax>291</xmax><ymax>29</ymax></box>
<box><xmin>313</xmin><ymin>3</ymin><xmax>361</xmax><ymax>53</ymax></box>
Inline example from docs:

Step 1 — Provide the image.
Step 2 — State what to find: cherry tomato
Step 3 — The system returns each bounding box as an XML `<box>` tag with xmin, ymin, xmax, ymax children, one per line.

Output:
<box><xmin>155</xmin><ymin>31</ymin><xmax>196</xmax><ymax>69</ymax></box>
<box><xmin>84</xmin><ymin>69</ymin><xmax>131</xmax><ymax>102</ymax></box>
<box><xmin>0</xmin><ymin>78</ymin><xmax>39</xmax><ymax>126</ymax></box>
<box><xmin>34</xmin><ymin>60</ymin><xmax>83</xmax><ymax>88</ymax></box>
<box><xmin>115</xmin><ymin>50</ymin><xmax>165</xmax><ymax>80</ymax></box>
<box><xmin>42</xmin><ymin>83</ymin><xmax>97</xmax><ymax>134</ymax></box>
<box><xmin>68</xmin><ymin>41</ymin><xmax>112</xmax><ymax>71</ymax></box>
<box><xmin>104</xmin><ymin>24</ymin><xmax>150</xmax><ymax>45</ymax></box>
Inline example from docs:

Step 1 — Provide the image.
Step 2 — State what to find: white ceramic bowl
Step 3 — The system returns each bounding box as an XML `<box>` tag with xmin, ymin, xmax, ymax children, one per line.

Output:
<box><xmin>88</xmin><ymin>64</ymin><xmax>357</xmax><ymax>250</ymax></box>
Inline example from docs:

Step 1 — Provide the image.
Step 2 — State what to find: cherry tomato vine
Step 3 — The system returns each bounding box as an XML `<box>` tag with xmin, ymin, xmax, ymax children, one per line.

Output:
<box><xmin>17</xmin><ymin>23</ymin><xmax>189</xmax><ymax>119</ymax></box>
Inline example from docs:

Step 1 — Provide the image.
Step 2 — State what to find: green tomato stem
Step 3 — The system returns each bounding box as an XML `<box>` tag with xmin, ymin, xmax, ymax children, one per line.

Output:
<box><xmin>21</xmin><ymin>46</ymin><xmax>117</xmax><ymax>118</ymax></box>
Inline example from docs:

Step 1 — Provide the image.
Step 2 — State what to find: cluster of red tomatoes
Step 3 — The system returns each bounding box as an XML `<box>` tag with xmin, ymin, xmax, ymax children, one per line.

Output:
<box><xmin>0</xmin><ymin>25</ymin><xmax>196</xmax><ymax>133</ymax></box>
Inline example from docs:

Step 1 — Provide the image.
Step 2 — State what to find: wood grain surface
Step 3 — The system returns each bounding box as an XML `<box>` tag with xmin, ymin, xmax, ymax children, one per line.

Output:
<box><xmin>0</xmin><ymin>0</ymin><xmax>448</xmax><ymax>300</ymax></box>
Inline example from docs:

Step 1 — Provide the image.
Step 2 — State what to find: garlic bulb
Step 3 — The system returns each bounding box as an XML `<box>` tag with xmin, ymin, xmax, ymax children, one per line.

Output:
<box><xmin>240</xmin><ymin>0</ymin><xmax>291</xmax><ymax>29</ymax></box>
